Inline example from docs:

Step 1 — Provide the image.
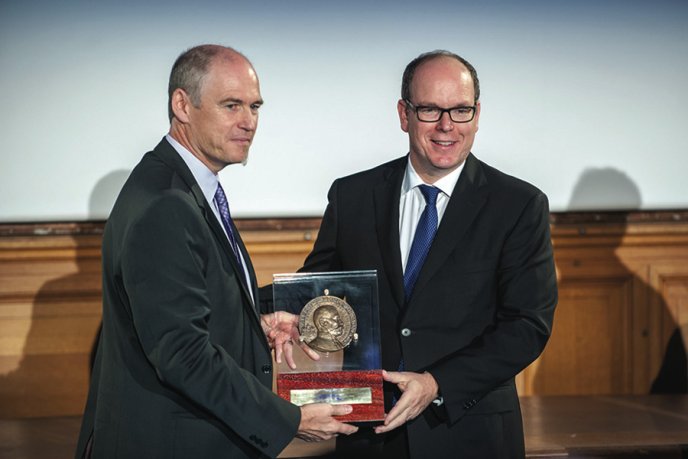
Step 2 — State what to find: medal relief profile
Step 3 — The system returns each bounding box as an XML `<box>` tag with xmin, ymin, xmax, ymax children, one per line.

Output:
<box><xmin>299</xmin><ymin>289</ymin><xmax>358</xmax><ymax>353</ymax></box>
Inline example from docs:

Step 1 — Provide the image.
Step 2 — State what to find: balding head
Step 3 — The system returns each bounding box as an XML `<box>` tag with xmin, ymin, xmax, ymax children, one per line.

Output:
<box><xmin>401</xmin><ymin>50</ymin><xmax>480</xmax><ymax>103</ymax></box>
<box><xmin>167</xmin><ymin>45</ymin><xmax>251</xmax><ymax>122</ymax></box>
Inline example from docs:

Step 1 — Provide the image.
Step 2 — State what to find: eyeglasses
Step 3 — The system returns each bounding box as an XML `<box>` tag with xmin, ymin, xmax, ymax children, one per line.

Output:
<box><xmin>404</xmin><ymin>99</ymin><xmax>476</xmax><ymax>123</ymax></box>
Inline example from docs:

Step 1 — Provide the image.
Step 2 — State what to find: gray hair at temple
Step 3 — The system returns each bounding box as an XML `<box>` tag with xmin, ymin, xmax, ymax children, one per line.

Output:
<box><xmin>167</xmin><ymin>44</ymin><xmax>246</xmax><ymax>122</ymax></box>
<box><xmin>401</xmin><ymin>50</ymin><xmax>480</xmax><ymax>103</ymax></box>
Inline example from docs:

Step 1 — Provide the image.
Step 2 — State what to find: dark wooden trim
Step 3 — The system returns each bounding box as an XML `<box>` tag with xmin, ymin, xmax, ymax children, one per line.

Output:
<box><xmin>0</xmin><ymin>222</ymin><xmax>107</xmax><ymax>237</ymax></box>
<box><xmin>0</xmin><ymin>217</ymin><xmax>324</xmax><ymax>237</ymax></box>
<box><xmin>1</xmin><ymin>210</ymin><xmax>687</xmax><ymax>238</ymax></box>
<box><xmin>550</xmin><ymin>210</ymin><xmax>688</xmax><ymax>226</ymax></box>
<box><xmin>233</xmin><ymin>217</ymin><xmax>323</xmax><ymax>231</ymax></box>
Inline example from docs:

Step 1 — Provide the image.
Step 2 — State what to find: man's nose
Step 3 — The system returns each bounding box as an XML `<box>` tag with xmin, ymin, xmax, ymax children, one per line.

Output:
<box><xmin>238</xmin><ymin>109</ymin><xmax>257</xmax><ymax>131</ymax></box>
<box><xmin>436</xmin><ymin>111</ymin><xmax>454</xmax><ymax>131</ymax></box>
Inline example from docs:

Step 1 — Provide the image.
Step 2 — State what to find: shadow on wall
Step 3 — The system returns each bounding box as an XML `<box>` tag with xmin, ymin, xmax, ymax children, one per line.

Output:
<box><xmin>89</xmin><ymin>170</ymin><xmax>131</xmax><ymax>220</ymax></box>
<box><xmin>571</xmin><ymin>168</ymin><xmax>686</xmax><ymax>394</ymax></box>
<box><xmin>0</xmin><ymin>170</ymin><xmax>130</xmax><ymax>418</ymax></box>
<box><xmin>567</xmin><ymin>167</ymin><xmax>642</xmax><ymax>211</ymax></box>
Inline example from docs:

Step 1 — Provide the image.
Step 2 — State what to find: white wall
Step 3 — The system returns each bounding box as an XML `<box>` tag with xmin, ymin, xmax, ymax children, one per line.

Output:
<box><xmin>1</xmin><ymin>0</ymin><xmax>687</xmax><ymax>221</ymax></box>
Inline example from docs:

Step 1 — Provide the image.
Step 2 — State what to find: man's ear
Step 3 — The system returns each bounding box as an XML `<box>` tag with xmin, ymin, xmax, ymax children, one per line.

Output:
<box><xmin>473</xmin><ymin>101</ymin><xmax>481</xmax><ymax>132</ymax></box>
<box><xmin>170</xmin><ymin>88</ymin><xmax>193</xmax><ymax>123</ymax></box>
<box><xmin>397</xmin><ymin>99</ymin><xmax>410</xmax><ymax>133</ymax></box>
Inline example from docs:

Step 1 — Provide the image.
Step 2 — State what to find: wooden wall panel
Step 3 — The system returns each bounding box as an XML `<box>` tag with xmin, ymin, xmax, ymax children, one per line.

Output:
<box><xmin>647</xmin><ymin>263</ymin><xmax>688</xmax><ymax>394</ymax></box>
<box><xmin>518</xmin><ymin>214</ymin><xmax>688</xmax><ymax>396</ymax></box>
<box><xmin>529</xmin><ymin>280</ymin><xmax>633</xmax><ymax>395</ymax></box>
<box><xmin>1</xmin><ymin>212</ymin><xmax>687</xmax><ymax>418</ymax></box>
<box><xmin>242</xmin><ymin>235</ymin><xmax>316</xmax><ymax>286</ymax></box>
<box><xmin>650</xmin><ymin>263</ymin><xmax>688</xmax><ymax>346</ymax></box>
<box><xmin>0</xmin><ymin>224</ymin><xmax>315</xmax><ymax>418</ymax></box>
<box><xmin>0</xmin><ymin>235</ymin><xmax>103</xmax><ymax>418</ymax></box>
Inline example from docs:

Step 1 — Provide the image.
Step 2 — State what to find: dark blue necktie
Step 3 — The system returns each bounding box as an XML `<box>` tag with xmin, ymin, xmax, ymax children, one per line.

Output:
<box><xmin>214</xmin><ymin>183</ymin><xmax>244</xmax><ymax>270</ymax></box>
<box><xmin>395</xmin><ymin>185</ymin><xmax>440</xmax><ymax>387</ymax></box>
<box><xmin>403</xmin><ymin>184</ymin><xmax>440</xmax><ymax>301</ymax></box>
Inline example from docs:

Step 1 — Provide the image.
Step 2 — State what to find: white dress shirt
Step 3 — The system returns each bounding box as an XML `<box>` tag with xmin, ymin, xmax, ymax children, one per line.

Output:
<box><xmin>399</xmin><ymin>157</ymin><xmax>465</xmax><ymax>273</ymax></box>
<box><xmin>166</xmin><ymin>135</ymin><xmax>254</xmax><ymax>303</ymax></box>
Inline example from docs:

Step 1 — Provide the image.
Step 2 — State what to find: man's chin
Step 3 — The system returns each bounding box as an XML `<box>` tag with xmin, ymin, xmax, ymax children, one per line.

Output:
<box><xmin>430</xmin><ymin>153</ymin><xmax>468</xmax><ymax>171</ymax></box>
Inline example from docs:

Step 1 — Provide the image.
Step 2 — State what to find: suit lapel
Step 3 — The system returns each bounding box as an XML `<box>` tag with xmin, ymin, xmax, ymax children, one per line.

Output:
<box><xmin>231</xmin><ymin>220</ymin><xmax>260</xmax><ymax>308</ymax></box>
<box><xmin>200</xmin><ymin>199</ymin><xmax>258</xmax><ymax>315</ymax></box>
<box><xmin>374</xmin><ymin>158</ymin><xmax>406</xmax><ymax>310</ymax></box>
<box><xmin>409</xmin><ymin>154</ymin><xmax>489</xmax><ymax>302</ymax></box>
<box><xmin>152</xmin><ymin>139</ymin><xmax>259</xmax><ymax>318</ymax></box>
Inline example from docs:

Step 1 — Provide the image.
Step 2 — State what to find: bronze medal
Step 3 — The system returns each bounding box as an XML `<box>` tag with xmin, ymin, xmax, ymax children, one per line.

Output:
<box><xmin>299</xmin><ymin>289</ymin><xmax>357</xmax><ymax>353</ymax></box>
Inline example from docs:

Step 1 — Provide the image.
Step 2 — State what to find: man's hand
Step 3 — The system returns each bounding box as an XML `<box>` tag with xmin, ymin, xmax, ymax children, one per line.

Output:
<box><xmin>296</xmin><ymin>404</ymin><xmax>359</xmax><ymax>442</ymax></box>
<box><xmin>260</xmin><ymin>311</ymin><xmax>319</xmax><ymax>369</ymax></box>
<box><xmin>375</xmin><ymin>370</ymin><xmax>439</xmax><ymax>434</ymax></box>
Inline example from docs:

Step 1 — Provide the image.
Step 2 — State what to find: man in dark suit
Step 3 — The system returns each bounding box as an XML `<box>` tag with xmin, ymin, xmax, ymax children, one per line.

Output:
<box><xmin>75</xmin><ymin>44</ymin><xmax>356</xmax><ymax>459</ymax></box>
<box><xmin>299</xmin><ymin>51</ymin><xmax>558</xmax><ymax>458</ymax></box>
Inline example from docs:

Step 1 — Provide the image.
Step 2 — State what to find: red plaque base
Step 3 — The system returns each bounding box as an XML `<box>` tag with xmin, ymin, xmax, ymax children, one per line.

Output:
<box><xmin>277</xmin><ymin>370</ymin><xmax>385</xmax><ymax>422</ymax></box>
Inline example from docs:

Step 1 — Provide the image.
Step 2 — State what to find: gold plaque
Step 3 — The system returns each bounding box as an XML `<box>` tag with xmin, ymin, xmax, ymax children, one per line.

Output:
<box><xmin>289</xmin><ymin>387</ymin><xmax>372</xmax><ymax>406</ymax></box>
<box><xmin>299</xmin><ymin>289</ymin><xmax>357</xmax><ymax>353</ymax></box>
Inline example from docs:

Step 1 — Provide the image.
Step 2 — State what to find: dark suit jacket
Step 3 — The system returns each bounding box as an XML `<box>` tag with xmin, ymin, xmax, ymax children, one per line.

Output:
<box><xmin>75</xmin><ymin>138</ymin><xmax>300</xmax><ymax>459</ymax></box>
<box><xmin>300</xmin><ymin>154</ymin><xmax>558</xmax><ymax>458</ymax></box>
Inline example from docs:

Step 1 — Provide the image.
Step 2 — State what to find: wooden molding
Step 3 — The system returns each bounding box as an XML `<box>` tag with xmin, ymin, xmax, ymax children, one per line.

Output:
<box><xmin>2</xmin><ymin>210</ymin><xmax>687</xmax><ymax>238</ymax></box>
<box><xmin>0</xmin><ymin>217</ymin><xmax>323</xmax><ymax>238</ymax></box>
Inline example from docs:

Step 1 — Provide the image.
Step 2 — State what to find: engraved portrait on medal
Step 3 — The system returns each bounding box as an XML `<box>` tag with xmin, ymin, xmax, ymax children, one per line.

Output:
<box><xmin>298</xmin><ymin>289</ymin><xmax>358</xmax><ymax>353</ymax></box>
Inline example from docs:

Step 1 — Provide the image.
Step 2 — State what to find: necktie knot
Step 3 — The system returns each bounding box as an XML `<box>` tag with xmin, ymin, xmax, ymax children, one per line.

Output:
<box><xmin>419</xmin><ymin>184</ymin><xmax>440</xmax><ymax>206</ymax></box>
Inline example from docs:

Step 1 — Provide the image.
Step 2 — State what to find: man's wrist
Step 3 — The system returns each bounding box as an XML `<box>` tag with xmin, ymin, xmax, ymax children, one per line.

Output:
<box><xmin>423</xmin><ymin>371</ymin><xmax>441</xmax><ymax>403</ymax></box>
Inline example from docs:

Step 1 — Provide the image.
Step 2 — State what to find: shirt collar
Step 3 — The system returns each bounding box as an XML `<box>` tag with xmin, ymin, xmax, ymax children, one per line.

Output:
<box><xmin>165</xmin><ymin>134</ymin><xmax>219</xmax><ymax>205</ymax></box>
<box><xmin>401</xmin><ymin>155</ymin><xmax>466</xmax><ymax>197</ymax></box>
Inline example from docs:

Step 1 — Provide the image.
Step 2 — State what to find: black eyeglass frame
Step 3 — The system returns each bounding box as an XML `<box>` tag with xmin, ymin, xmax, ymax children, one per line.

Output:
<box><xmin>403</xmin><ymin>99</ymin><xmax>477</xmax><ymax>123</ymax></box>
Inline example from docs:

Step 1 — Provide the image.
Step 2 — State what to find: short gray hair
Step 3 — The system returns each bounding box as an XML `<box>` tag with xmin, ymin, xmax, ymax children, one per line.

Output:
<box><xmin>167</xmin><ymin>44</ymin><xmax>244</xmax><ymax>122</ymax></box>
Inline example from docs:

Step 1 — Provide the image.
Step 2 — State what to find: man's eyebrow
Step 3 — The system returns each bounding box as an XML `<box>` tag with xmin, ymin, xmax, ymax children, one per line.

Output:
<box><xmin>219</xmin><ymin>97</ymin><xmax>243</xmax><ymax>104</ymax></box>
<box><xmin>415</xmin><ymin>101</ymin><xmax>474</xmax><ymax>108</ymax></box>
<box><xmin>219</xmin><ymin>97</ymin><xmax>264</xmax><ymax>106</ymax></box>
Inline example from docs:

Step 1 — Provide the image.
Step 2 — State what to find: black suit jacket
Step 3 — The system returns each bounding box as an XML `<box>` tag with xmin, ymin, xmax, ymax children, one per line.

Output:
<box><xmin>300</xmin><ymin>154</ymin><xmax>558</xmax><ymax>458</ymax></box>
<box><xmin>75</xmin><ymin>138</ymin><xmax>300</xmax><ymax>459</ymax></box>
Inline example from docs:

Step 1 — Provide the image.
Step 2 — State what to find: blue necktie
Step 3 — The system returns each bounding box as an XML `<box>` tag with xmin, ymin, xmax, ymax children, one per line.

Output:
<box><xmin>214</xmin><ymin>183</ymin><xmax>244</xmax><ymax>270</ymax></box>
<box><xmin>403</xmin><ymin>184</ymin><xmax>440</xmax><ymax>301</ymax></box>
<box><xmin>396</xmin><ymin>185</ymin><xmax>440</xmax><ymax>385</ymax></box>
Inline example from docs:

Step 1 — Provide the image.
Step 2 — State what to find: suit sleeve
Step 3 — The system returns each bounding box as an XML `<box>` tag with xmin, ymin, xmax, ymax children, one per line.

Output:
<box><xmin>121</xmin><ymin>192</ymin><xmax>300</xmax><ymax>458</ymax></box>
<box><xmin>428</xmin><ymin>191</ymin><xmax>558</xmax><ymax>424</ymax></box>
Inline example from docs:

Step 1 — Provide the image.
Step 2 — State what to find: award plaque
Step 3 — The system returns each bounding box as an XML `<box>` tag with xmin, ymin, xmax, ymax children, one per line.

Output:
<box><xmin>272</xmin><ymin>270</ymin><xmax>384</xmax><ymax>423</ymax></box>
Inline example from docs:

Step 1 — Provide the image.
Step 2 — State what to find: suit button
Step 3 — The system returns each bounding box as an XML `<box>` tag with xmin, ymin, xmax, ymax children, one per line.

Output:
<box><xmin>401</xmin><ymin>328</ymin><xmax>411</xmax><ymax>337</ymax></box>
<box><xmin>262</xmin><ymin>364</ymin><xmax>271</xmax><ymax>374</ymax></box>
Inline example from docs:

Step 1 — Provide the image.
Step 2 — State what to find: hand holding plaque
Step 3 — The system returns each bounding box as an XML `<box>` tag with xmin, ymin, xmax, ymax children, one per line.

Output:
<box><xmin>261</xmin><ymin>311</ymin><xmax>319</xmax><ymax>370</ymax></box>
<box><xmin>272</xmin><ymin>271</ymin><xmax>384</xmax><ymax>423</ymax></box>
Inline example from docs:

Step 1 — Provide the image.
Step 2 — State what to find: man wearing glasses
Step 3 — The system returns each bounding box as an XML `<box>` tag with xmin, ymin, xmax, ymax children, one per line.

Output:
<box><xmin>300</xmin><ymin>50</ymin><xmax>558</xmax><ymax>458</ymax></box>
